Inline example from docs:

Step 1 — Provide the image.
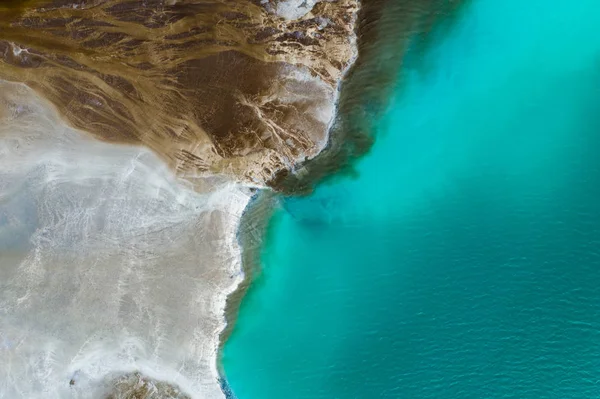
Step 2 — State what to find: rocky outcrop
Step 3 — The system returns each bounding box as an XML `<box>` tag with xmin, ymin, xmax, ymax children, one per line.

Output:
<box><xmin>105</xmin><ymin>372</ymin><xmax>192</xmax><ymax>399</ymax></box>
<box><xmin>0</xmin><ymin>0</ymin><xmax>358</xmax><ymax>186</ymax></box>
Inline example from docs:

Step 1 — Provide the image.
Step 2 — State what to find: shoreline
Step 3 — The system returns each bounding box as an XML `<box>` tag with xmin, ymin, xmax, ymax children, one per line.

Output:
<box><xmin>214</xmin><ymin>0</ymin><xmax>376</xmax><ymax>392</ymax></box>
<box><xmin>266</xmin><ymin>0</ymin><xmax>388</xmax><ymax>194</ymax></box>
<box><xmin>217</xmin><ymin>191</ymin><xmax>278</xmax><ymax>377</ymax></box>
<box><xmin>218</xmin><ymin>190</ymin><xmax>278</xmax><ymax>351</ymax></box>
<box><xmin>214</xmin><ymin>1</ymin><xmax>364</xmax><ymax>393</ymax></box>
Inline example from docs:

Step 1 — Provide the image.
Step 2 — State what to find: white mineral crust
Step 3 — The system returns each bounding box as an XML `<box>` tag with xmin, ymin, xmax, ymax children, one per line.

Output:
<box><xmin>0</xmin><ymin>80</ymin><xmax>251</xmax><ymax>399</ymax></box>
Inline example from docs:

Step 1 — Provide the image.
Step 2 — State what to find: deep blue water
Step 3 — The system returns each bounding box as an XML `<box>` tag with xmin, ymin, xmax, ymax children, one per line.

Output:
<box><xmin>223</xmin><ymin>0</ymin><xmax>600</xmax><ymax>398</ymax></box>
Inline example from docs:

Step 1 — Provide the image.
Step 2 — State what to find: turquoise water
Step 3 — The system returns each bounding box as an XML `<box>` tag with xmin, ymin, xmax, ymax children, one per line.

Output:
<box><xmin>223</xmin><ymin>0</ymin><xmax>600</xmax><ymax>398</ymax></box>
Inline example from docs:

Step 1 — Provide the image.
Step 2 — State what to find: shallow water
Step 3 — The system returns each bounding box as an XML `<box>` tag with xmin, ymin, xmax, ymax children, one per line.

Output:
<box><xmin>223</xmin><ymin>0</ymin><xmax>600</xmax><ymax>398</ymax></box>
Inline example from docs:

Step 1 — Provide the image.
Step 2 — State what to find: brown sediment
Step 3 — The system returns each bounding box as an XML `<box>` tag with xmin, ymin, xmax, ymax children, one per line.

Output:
<box><xmin>0</xmin><ymin>0</ymin><xmax>359</xmax><ymax>185</ymax></box>
<box><xmin>269</xmin><ymin>0</ymin><xmax>473</xmax><ymax>194</ymax></box>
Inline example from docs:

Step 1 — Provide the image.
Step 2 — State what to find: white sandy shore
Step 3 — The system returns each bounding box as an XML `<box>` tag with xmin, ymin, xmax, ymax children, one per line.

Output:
<box><xmin>0</xmin><ymin>80</ymin><xmax>251</xmax><ymax>398</ymax></box>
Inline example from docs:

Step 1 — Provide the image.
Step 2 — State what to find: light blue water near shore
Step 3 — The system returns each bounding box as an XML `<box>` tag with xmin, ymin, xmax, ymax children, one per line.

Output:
<box><xmin>223</xmin><ymin>0</ymin><xmax>600</xmax><ymax>398</ymax></box>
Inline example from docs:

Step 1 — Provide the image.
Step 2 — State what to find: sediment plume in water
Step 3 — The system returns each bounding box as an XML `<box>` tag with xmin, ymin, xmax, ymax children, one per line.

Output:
<box><xmin>270</xmin><ymin>0</ymin><xmax>472</xmax><ymax>194</ymax></box>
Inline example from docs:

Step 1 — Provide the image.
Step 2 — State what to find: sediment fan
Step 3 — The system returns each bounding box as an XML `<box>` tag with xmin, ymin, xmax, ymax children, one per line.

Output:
<box><xmin>0</xmin><ymin>0</ymin><xmax>358</xmax><ymax>186</ymax></box>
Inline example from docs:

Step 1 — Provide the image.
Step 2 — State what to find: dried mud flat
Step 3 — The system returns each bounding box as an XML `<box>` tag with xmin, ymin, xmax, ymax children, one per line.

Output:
<box><xmin>0</xmin><ymin>79</ymin><xmax>254</xmax><ymax>398</ymax></box>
